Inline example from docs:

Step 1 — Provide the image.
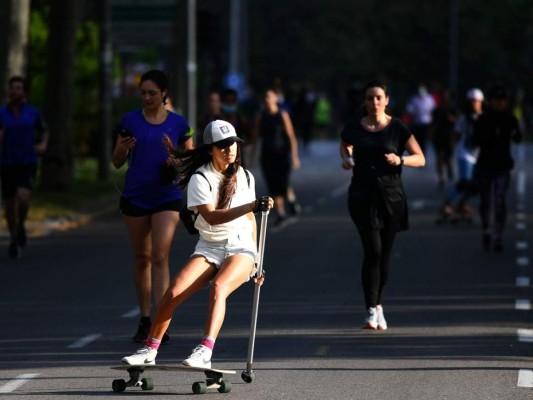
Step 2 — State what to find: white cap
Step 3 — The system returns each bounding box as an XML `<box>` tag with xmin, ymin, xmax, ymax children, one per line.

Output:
<box><xmin>203</xmin><ymin>120</ymin><xmax>244</xmax><ymax>148</ymax></box>
<box><xmin>466</xmin><ymin>88</ymin><xmax>484</xmax><ymax>101</ymax></box>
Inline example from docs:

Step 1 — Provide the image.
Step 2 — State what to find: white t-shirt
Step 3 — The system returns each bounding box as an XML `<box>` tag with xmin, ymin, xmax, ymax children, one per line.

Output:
<box><xmin>454</xmin><ymin>113</ymin><xmax>480</xmax><ymax>164</ymax></box>
<box><xmin>187</xmin><ymin>162</ymin><xmax>256</xmax><ymax>243</ymax></box>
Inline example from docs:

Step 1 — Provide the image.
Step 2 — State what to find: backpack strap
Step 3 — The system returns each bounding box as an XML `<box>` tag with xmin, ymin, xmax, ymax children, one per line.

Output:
<box><xmin>243</xmin><ymin>168</ymin><xmax>250</xmax><ymax>188</ymax></box>
<box><xmin>192</xmin><ymin>171</ymin><xmax>212</xmax><ymax>192</ymax></box>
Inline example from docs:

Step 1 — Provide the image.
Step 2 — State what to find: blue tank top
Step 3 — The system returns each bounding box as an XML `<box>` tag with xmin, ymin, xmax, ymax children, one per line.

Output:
<box><xmin>120</xmin><ymin>110</ymin><xmax>193</xmax><ymax>209</ymax></box>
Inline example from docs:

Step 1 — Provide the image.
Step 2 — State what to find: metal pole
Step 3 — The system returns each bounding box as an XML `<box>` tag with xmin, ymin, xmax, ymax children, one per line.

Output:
<box><xmin>187</xmin><ymin>0</ymin><xmax>197</xmax><ymax>130</ymax></box>
<box><xmin>449</xmin><ymin>0</ymin><xmax>459</xmax><ymax>98</ymax></box>
<box><xmin>98</xmin><ymin>0</ymin><xmax>112</xmax><ymax>181</ymax></box>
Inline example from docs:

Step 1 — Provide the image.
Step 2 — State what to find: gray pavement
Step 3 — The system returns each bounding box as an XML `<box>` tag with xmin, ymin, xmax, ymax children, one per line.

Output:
<box><xmin>0</xmin><ymin>140</ymin><xmax>532</xmax><ymax>399</ymax></box>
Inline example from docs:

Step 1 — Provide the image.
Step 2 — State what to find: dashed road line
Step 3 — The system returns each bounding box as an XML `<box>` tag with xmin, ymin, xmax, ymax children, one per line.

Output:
<box><xmin>0</xmin><ymin>373</ymin><xmax>40</xmax><ymax>393</ymax></box>
<box><xmin>517</xmin><ymin>329</ymin><xmax>533</xmax><ymax>343</ymax></box>
<box><xmin>67</xmin><ymin>333</ymin><xmax>102</xmax><ymax>349</ymax></box>
<box><xmin>121</xmin><ymin>307</ymin><xmax>140</xmax><ymax>318</ymax></box>
<box><xmin>516</xmin><ymin>241</ymin><xmax>529</xmax><ymax>250</ymax></box>
<box><xmin>516</xmin><ymin>276</ymin><xmax>530</xmax><ymax>287</ymax></box>
<box><xmin>518</xmin><ymin>369</ymin><xmax>533</xmax><ymax>388</ymax></box>
<box><xmin>517</xmin><ymin>257</ymin><xmax>530</xmax><ymax>267</ymax></box>
<box><xmin>516</xmin><ymin>299</ymin><xmax>531</xmax><ymax>310</ymax></box>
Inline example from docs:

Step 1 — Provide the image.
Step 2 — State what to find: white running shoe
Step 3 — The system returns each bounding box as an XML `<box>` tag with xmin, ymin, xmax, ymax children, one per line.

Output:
<box><xmin>182</xmin><ymin>345</ymin><xmax>212</xmax><ymax>369</ymax></box>
<box><xmin>376</xmin><ymin>306</ymin><xmax>388</xmax><ymax>330</ymax></box>
<box><xmin>363</xmin><ymin>307</ymin><xmax>378</xmax><ymax>329</ymax></box>
<box><xmin>122</xmin><ymin>346</ymin><xmax>157</xmax><ymax>365</ymax></box>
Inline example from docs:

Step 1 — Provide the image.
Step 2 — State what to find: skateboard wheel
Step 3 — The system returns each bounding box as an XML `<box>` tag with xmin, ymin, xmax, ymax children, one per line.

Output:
<box><xmin>241</xmin><ymin>370</ymin><xmax>254</xmax><ymax>383</ymax></box>
<box><xmin>141</xmin><ymin>377</ymin><xmax>154</xmax><ymax>391</ymax></box>
<box><xmin>217</xmin><ymin>380</ymin><xmax>232</xmax><ymax>393</ymax></box>
<box><xmin>192</xmin><ymin>381</ymin><xmax>207</xmax><ymax>394</ymax></box>
<box><xmin>112</xmin><ymin>379</ymin><xmax>127</xmax><ymax>392</ymax></box>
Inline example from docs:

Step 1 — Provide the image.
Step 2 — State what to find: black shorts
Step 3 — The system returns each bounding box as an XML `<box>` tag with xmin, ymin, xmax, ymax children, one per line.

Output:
<box><xmin>1</xmin><ymin>164</ymin><xmax>38</xmax><ymax>200</ymax></box>
<box><xmin>119</xmin><ymin>196</ymin><xmax>182</xmax><ymax>217</ymax></box>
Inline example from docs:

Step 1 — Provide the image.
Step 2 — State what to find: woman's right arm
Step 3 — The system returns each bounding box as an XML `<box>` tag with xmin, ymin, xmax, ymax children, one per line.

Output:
<box><xmin>112</xmin><ymin>136</ymin><xmax>136</xmax><ymax>168</ymax></box>
<box><xmin>340</xmin><ymin>140</ymin><xmax>354</xmax><ymax>170</ymax></box>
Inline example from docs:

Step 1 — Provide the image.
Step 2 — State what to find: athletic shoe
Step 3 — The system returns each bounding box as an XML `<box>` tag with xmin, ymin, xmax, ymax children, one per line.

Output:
<box><xmin>8</xmin><ymin>242</ymin><xmax>20</xmax><ymax>259</ymax></box>
<box><xmin>132</xmin><ymin>317</ymin><xmax>151</xmax><ymax>343</ymax></box>
<box><xmin>287</xmin><ymin>201</ymin><xmax>302</xmax><ymax>216</ymax></box>
<box><xmin>182</xmin><ymin>345</ymin><xmax>212</xmax><ymax>369</ymax></box>
<box><xmin>17</xmin><ymin>224</ymin><xmax>27</xmax><ymax>248</ymax></box>
<box><xmin>376</xmin><ymin>306</ymin><xmax>388</xmax><ymax>330</ymax></box>
<box><xmin>363</xmin><ymin>307</ymin><xmax>378</xmax><ymax>329</ymax></box>
<box><xmin>122</xmin><ymin>346</ymin><xmax>157</xmax><ymax>365</ymax></box>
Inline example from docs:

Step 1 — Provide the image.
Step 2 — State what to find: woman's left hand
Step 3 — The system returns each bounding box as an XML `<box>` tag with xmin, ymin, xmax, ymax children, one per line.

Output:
<box><xmin>253</xmin><ymin>273</ymin><xmax>265</xmax><ymax>286</ymax></box>
<box><xmin>384</xmin><ymin>153</ymin><xmax>401</xmax><ymax>166</ymax></box>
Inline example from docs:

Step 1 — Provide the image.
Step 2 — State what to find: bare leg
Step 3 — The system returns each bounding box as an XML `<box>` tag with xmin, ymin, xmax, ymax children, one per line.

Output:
<box><xmin>150</xmin><ymin>211</ymin><xmax>180</xmax><ymax>305</ymax></box>
<box><xmin>123</xmin><ymin>215</ymin><xmax>153</xmax><ymax>317</ymax></box>
<box><xmin>205</xmin><ymin>254</ymin><xmax>254</xmax><ymax>339</ymax></box>
<box><xmin>150</xmin><ymin>256</ymin><xmax>217</xmax><ymax>340</ymax></box>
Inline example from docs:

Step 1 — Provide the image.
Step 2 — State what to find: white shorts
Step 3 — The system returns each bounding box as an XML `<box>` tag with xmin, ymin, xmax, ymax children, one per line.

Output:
<box><xmin>192</xmin><ymin>236</ymin><xmax>257</xmax><ymax>275</ymax></box>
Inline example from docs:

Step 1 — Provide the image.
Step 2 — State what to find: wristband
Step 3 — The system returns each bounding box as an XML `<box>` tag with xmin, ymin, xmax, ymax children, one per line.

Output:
<box><xmin>399</xmin><ymin>156</ymin><xmax>404</xmax><ymax>166</ymax></box>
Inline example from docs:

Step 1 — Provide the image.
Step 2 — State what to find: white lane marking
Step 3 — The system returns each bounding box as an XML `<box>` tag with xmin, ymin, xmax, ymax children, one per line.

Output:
<box><xmin>517</xmin><ymin>170</ymin><xmax>526</xmax><ymax>196</ymax></box>
<box><xmin>516</xmin><ymin>241</ymin><xmax>529</xmax><ymax>250</ymax></box>
<box><xmin>516</xmin><ymin>222</ymin><xmax>527</xmax><ymax>230</ymax></box>
<box><xmin>410</xmin><ymin>199</ymin><xmax>425</xmax><ymax>210</ymax></box>
<box><xmin>329</xmin><ymin>182</ymin><xmax>350</xmax><ymax>199</ymax></box>
<box><xmin>121</xmin><ymin>307</ymin><xmax>140</xmax><ymax>318</ymax></box>
<box><xmin>0</xmin><ymin>373</ymin><xmax>40</xmax><ymax>393</ymax></box>
<box><xmin>516</xmin><ymin>213</ymin><xmax>526</xmax><ymax>221</ymax></box>
<box><xmin>67</xmin><ymin>333</ymin><xmax>102</xmax><ymax>349</ymax></box>
<box><xmin>518</xmin><ymin>369</ymin><xmax>533</xmax><ymax>388</ymax></box>
<box><xmin>516</xmin><ymin>276</ymin><xmax>530</xmax><ymax>287</ymax></box>
<box><xmin>516</xmin><ymin>299</ymin><xmax>531</xmax><ymax>310</ymax></box>
<box><xmin>517</xmin><ymin>329</ymin><xmax>533</xmax><ymax>343</ymax></box>
<box><xmin>517</xmin><ymin>257</ymin><xmax>530</xmax><ymax>267</ymax></box>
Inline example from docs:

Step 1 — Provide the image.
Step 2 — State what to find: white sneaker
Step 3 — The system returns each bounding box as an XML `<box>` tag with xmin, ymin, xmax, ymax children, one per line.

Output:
<box><xmin>363</xmin><ymin>307</ymin><xmax>378</xmax><ymax>329</ymax></box>
<box><xmin>182</xmin><ymin>345</ymin><xmax>212</xmax><ymax>369</ymax></box>
<box><xmin>376</xmin><ymin>306</ymin><xmax>388</xmax><ymax>330</ymax></box>
<box><xmin>122</xmin><ymin>346</ymin><xmax>157</xmax><ymax>365</ymax></box>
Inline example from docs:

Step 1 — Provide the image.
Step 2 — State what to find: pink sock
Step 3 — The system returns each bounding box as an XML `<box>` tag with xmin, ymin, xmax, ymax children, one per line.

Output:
<box><xmin>145</xmin><ymin>336</ymin><xmax>161</xmax><ymax>350</ymax></box>
<box><xmin>200</xmin><ymin>336</ymin><xmax>215</xmax><ymax>350</ymax></box>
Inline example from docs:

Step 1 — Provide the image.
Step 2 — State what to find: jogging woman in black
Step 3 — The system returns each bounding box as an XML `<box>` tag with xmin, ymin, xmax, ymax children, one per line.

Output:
<box><xmin>340</xmin><ymin>81</ymin><xmax>425</xmax><ymax>330</ymax></box>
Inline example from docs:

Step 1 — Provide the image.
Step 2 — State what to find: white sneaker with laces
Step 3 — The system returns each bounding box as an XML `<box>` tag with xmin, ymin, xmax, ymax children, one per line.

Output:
<box><xmin>363</xmin><ymin>307</ymin><xmax>378</xmax><ymax>329</ymax></box>
<box><xmin>376</xmin><ymin>306</ymin><xmax>388</xmax><ymax>330</ymax></box>
<box><xmin>182</xmin><ymin>345</ymin><xmax>212</xmax><ymax>369</ymax></box>
<box><xmin>122</xmin><ymin>346</ymin><xmax>157</xmax><ymax>365</ymax></box>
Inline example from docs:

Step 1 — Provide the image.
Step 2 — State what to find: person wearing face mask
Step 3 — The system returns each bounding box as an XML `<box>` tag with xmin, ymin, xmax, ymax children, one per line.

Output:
<box><xmin>472</xmin><ymin>84</ymin><xmax>522</xmax><ymax>252</ymax></box>
<box><xmin>220</xmin><ymin>88</ymin><xmax>251</xmax><ymax>166</ymax></box>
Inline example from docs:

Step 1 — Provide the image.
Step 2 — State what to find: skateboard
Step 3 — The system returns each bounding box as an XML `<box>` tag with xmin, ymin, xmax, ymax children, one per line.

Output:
<box><xmin>111</xmin><ymin>364</ymin><xmax>236</xmax><ymax>394</ymax></box>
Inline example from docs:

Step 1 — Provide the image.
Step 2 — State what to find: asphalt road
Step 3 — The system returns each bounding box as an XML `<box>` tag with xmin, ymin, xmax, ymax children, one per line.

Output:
<box><xmin>1</xmin><ymin>140</ymin><xmax>532</xmax><ymax>400</ymax></box>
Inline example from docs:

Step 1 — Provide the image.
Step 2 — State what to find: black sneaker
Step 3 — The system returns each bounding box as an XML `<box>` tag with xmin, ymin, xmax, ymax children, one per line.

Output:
<box><xmin>17</xmin><ymin>224</ymin><xmax>27</xmax><ymax>248</ymax></box>
<box><xmin>287</xmin><ymin>201</ymin><xmax>302</xmax><ymax>216</ymax></box>
<box><xmin>132</xmin><ymin>317</ymin><xmax>151</xmax><ymax>343</ymax></box>
<box><xmin>8</xmin><ymin>242</ymin><xmax>20</xmax><ymax>259</ymax></box>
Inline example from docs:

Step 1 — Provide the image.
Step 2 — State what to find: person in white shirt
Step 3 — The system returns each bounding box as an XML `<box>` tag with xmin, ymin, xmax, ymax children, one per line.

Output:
<box><xmin>121</xmin><ymin>120</ymin><xmax>273</xmax><ymax>369</ymax></box>
<box><xmin>405</xmin><ymin>84</ymin><xmax>437</xmax><ymax>153</ymax></box>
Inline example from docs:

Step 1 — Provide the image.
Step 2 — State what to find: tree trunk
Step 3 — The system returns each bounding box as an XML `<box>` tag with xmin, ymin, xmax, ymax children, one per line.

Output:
<box><xmin>97</xmin><ymin>0</ymin><xmax>112</xmax><ymax>181</ymax></box>
<box><xmin>40</xmin><ymin>0</ymin><xmax>83</xmax><ymax>192</ymax></box>
<box><xmin>0</xmin><ymin>0</ymin><xmax>30</xmax><ymax>103</ymax></box>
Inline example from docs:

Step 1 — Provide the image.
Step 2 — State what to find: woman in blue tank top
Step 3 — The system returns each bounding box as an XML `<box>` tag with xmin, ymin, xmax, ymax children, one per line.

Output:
<box><xmin>112</xmin><ymin>70</ymin><xmax>194</xmax><ymax>343</ymax></box>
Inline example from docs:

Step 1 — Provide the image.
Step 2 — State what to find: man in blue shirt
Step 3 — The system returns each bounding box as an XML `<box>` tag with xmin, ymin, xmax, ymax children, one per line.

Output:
<box><xmin>0</xmin><ymin>76</ymin><xmax>49</xmax><ymax>258</ymax></box>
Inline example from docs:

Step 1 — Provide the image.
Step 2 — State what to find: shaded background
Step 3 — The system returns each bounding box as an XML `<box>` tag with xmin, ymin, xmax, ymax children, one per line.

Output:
<box><xmin>0</xmin><ymin>0</ymin><xmax>531</xmax><ymax>192</ymax></box>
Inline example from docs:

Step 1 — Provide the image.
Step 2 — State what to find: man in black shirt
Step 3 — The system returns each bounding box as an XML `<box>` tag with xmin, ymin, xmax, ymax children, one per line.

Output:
<box><xmin>473</xmin><ymin>84</ymin><xmax>522</xmax><ymax>252</ymax></box>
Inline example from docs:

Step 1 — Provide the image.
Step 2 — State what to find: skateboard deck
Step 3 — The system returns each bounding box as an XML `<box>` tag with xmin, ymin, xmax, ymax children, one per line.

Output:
<box><xmin>111</xmin><ymin>364</ymin><xmax>236</xmax><ymax>394</ymax></box>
